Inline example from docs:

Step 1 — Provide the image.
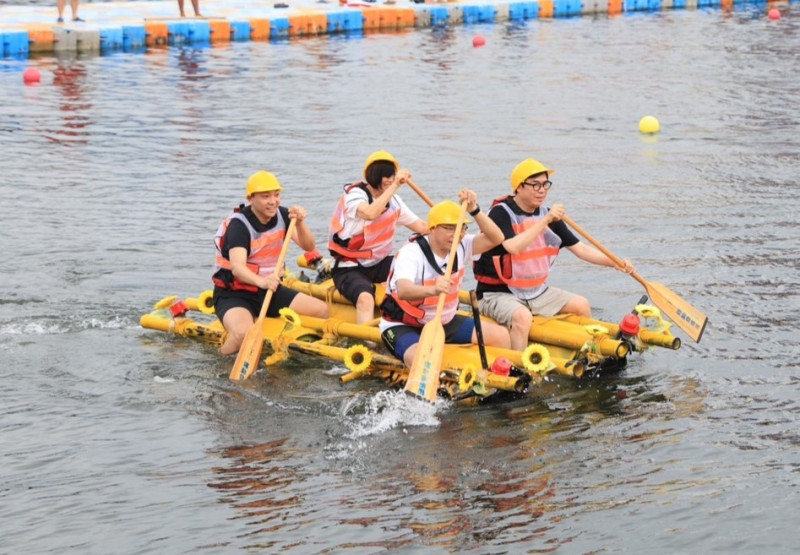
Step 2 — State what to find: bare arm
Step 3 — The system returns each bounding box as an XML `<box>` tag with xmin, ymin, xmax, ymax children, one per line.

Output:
<box><xmin>566</xmin><ymin>241</ymin><xmax>635</xmax><ymax>272</ymax></box>
<box><xmin>356</xmin><ymin>169</ymin><xmax>411</xmax><ymax>221</ymax></box>
<box><xmin>457</xmin><ymin>189</ymin><xmax>503</xmax><ymax>254</ymax></box>
<box><xmin>395</xmin><ymin>276</ymin><xmax>452</xmax><ymax>301</ymax></box>
<box><xmin>502</xmin><ymin>203</ymin><xmax>565</xmax><ymax>255</ymax></box>
<box><xmin>229</xmin><ymin>247</ymin><xmax>275</xmax><ymax>290</ymax></box>
<box><xmin>289</xmin><ymin>206</ymin><xmax>316</xmax><ymax>252</ymax></box>
<box><xmin>471</xmin><ymin>211</ymin><xmax>504</xmax><ymax>255</ymax></box>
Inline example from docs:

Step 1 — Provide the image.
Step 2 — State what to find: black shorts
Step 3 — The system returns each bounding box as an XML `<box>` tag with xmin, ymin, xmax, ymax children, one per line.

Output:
<box><xmin>212</xmin><ymin>285</ymin><xmax>299</xmax><ymax>321</ymax></box>
<box><xmin>331</xmin><ymin>256</ymin><xmax>393</xmax><ymax>306</ymax></box>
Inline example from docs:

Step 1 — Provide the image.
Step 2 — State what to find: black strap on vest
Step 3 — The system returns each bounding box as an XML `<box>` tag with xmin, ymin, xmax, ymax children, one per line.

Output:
<box><xmin>331</xmin><ymin>183</ymin><xmax>374</xmax><ymax>268</ymax></box>
<box><xmin>413</xmin><ymin>235</ymin><xmax>459</xmax><ymax>275</ymax></box>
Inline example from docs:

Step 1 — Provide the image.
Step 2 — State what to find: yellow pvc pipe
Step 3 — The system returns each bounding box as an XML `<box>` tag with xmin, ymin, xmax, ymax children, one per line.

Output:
<box><xmin>548</xmin><ymin>314</ymin><xmax>681</xmax><ymax>350</ymax></box>
<box><xmin>287</xmin><ymin>277</ymin><xmax>677</xmax><ymax>352</ymax></box>
<box><xmin>530</xmin><ymin>318</ymin><xmax>629</xmax><ymax>358</ymax></box>
<box><xmin>476</xmin><ymin>370</ymin><xmax>529</xmax><ymax>393</ymax></box>
<box><xmin>298</xmin><ymin>315</ymin><xmax>382</xmax><ymax>343</ymax></box>
<box><xmin>140</xmin><ymin>313</ymin><xmax>226</xmax><ymax>345</ymax></box>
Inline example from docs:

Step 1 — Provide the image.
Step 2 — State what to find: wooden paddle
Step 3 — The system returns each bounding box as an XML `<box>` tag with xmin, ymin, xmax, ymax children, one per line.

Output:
<box><xmin>406</xmin><ymin>179</ymin><xmax>435</xmax><ymax>208</ymax></box>
<box><xmin>404</xmin><ymin>201</ymin><xmax>468</xmax><ymax>402</ymax></box>
<box><xmin>469</xmin><ymin>290</ymin><xmax>489</xmax><ymax>370</ymax></box>
<box><xmin>561</xmin><ymin>215</ymin><xmax>707</xmax><ymax>343</ymax></box>
<box><xmin>229</xmin><ymin>217</ymin><xmax>298</xmax><ymax>381</ymax></box>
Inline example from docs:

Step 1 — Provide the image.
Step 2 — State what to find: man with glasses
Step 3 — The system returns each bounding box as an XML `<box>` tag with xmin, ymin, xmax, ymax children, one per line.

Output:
<box><xmin>474</xmin><ymin>158</ymin><xmax>633</xmax><ymax>351</ymax></box>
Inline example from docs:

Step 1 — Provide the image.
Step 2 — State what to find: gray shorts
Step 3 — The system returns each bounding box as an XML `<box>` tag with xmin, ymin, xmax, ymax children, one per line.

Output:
<box><xmin>478</xmin><ymin>287</ymin><xmax>574</xmax><ymax>327</ymax></box>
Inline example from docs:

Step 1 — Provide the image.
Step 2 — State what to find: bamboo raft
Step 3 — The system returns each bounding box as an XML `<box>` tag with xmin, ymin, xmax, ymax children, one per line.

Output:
<box><xmin>140</xmin><ymin>256</ymin><xmax>680</xmax><ymax>402</ymax></box>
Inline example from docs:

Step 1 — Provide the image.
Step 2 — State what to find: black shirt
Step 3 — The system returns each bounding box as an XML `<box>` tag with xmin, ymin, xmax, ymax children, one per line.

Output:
<box><xmin>474</xmin><ymin>197</ymin><xmax>578</xmax><ymax>296</ymax></box>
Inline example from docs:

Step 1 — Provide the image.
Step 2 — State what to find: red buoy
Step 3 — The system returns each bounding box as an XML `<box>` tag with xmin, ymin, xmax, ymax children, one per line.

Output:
<box><xmin>472</xmin><ymin>35</ymin><xmax>486</xmax><ymax>48</ymax></box>
<box><xmin>23</xmin><ymin>67</ymin><xmax>41</xmax><ymax>85</ymax></box>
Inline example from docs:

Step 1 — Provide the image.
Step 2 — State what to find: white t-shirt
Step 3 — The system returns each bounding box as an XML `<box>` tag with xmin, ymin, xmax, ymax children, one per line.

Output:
<box><xmin>379</xmin><ymin>234</ymin><xmax>477</xmax><ymax>332</ymax></box>
<box><xmin>336</xmin><ymin>187</ymin><xmax>421</xmax><ymax>269</ymax></box>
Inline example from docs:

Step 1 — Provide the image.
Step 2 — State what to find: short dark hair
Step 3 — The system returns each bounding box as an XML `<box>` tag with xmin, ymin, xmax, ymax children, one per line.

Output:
<box><xmin>365</xmin><ymin>160</ymin><xmax>396</xmax><ymax>188</ymax></box>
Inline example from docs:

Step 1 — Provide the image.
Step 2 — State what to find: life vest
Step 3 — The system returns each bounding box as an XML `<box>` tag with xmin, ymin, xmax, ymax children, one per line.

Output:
<box><xmin>212</xmin><ymin>206</ymin><xmax>289</xmax><ymax>293</ymax></box>
<box><xmin>474</xmin><ymin>197</ymin><xmax>561</xmax><ymax>299</ymax></box>
<box><xmin>327</xmin><ymin>182</ymin><xmax>401</xmax><ymax>264</ymax></box>
<box><xmin>380</xmin><ymin>235</ymin><xmax>464</xmax><ymax>327</ymax></box>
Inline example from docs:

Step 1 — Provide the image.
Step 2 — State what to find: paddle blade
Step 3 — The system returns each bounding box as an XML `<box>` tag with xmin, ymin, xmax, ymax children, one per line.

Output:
<box><xmin>645</xmin><ymin>281</ymin><xmax>708</xmax><ymax>343</ymax></box>
<box><xmin>229</xmin><ymin>319</ymin><xmax>266</xmax><ymax>381</ymax></box>
<box><xmin>404</xmin><ymin>320</ymin><xmax>446</xmax><ymax>403</ymax></box>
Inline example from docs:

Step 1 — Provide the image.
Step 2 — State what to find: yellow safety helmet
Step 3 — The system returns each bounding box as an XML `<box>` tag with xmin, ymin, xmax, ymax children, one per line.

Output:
<box><xmin>363</xmin><ymin>150</ymin><xmax>399</xmax><ymax>179</ymax></box>
<box><xmin>428</xmin><ymin>200</ymin><xmax>472</xmax><ymax>230</ymax></box>
<box><xmin>510</xmin><ymin>158</ymin><xmax>554</xmax><ymax>192</ymax></box>
<box><xmin>246</xmin><ymin>170</ymin><xmax>283</xmax><ymax>197</ymax></box>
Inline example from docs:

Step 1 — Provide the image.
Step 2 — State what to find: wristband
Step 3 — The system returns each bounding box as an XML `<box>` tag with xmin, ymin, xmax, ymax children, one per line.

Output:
<box><xmin>468</xmin><ymin>205</ymin><xmax>481</xmax><ymax>217</ymax></box>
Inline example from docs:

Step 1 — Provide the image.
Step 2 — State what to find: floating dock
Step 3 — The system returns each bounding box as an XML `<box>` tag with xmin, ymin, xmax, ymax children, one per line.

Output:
<box><xmin>0</xmin><ymin>0</ymin><xmax>792</xmax><ymax>58</ymax></box>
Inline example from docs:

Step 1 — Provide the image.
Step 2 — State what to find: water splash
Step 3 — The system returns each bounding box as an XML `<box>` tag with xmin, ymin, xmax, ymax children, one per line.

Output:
<box><xmin>0</xmin><ymin>314</ymin><xmax>137</xmax><ymax>336</ymax></box>
<box><xmin>341</xmin><ymin>390</ymin><xmax>443</xmax><ymax>438</ymax></box>
<box><xmin>0</xmin><ymin>321</ymin><xmax>67</xmax><ymax>335</ymax></box>
<box><xmin>82</xmin><ymin>316</ymin><xmax>135</xmax><ymax>330</ymax></box>
<box><xmin>322</xmin><ymin>364</ymin><xmax>349</xmax><ymax>377</ymax></box>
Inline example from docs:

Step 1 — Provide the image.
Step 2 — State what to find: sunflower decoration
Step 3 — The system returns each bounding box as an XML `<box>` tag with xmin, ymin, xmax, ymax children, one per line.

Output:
<box><xmin>635</xmin><ymin>304</ymin><xmax>661</xmax><ymax>321</ymax></box>
<box><xmin>154</xmin><ymin>295</ymin><xmax>177</xmax><ymax>310</ymax></box>
<box><xmin>635</xmin><ymin>304</ymin><xmax>672</xmax><ymax>334</ymax></box>
<box><xmin>522</xmin><ymin>343</ymin><xmax>551</xmax><ymax>374</ymax></box>
<box><xmin>458</xmin><ymin>364</ymin><xmax>476</xmax><ymax>392</ymax></box>
<box><xmin>197</xmin><ymin>290</ymin><xmax>215</xmax><ymax>314</ymax></box>
<box><xmin>584</xmin><ymin>324</ymin><xmax>609</xmax><ymax>338</ymax></box>
<box><xmin>472</xmin><ymin>381</ymin><xmax>489</xmax><ymax>397</ymax></box>
<box><xmin>279</xmin><ymin>307</ymin><xmax>302</xmax><ymax>328</ymax></box>
<box><xmin>344</xmin><ymin>344</ymin><xmax>372</xmax><ymax>374</ymax></box>
<box><xmin>264</xmin><ymin>337</ymin><xmax>290</xmax><ymax>366</ymax></box>
<box><xmin>580</xmin><ymin>324</ymin><xmax>608</xmax><ymax>355</ymax></box>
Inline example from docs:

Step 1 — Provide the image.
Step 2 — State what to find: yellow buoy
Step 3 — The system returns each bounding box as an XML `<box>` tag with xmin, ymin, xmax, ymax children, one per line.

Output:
<box><xmin>639</xmin><ymin>115</ymin><xmax>660</xmax><ymax>134</ymax></box>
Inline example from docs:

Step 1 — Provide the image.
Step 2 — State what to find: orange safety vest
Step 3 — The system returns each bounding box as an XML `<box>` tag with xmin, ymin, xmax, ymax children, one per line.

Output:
<box><xmin>213</xmin><ymin>207</ymin><xmax>289</xmax><ymax>293</ymax></box>
<box><xmin>475</xmin><ymin>197</ymin><xmax>561</xmax><ymax>299</ymax></box>
<box><xmin>381</xmin><ymin>236</ymin><xmax>465</xmax><ymax>327</ymax></box>
<box><xmin>328</xmin><ymin>182</ymin><xmax>401</xmax><ymax>264</ymax></box>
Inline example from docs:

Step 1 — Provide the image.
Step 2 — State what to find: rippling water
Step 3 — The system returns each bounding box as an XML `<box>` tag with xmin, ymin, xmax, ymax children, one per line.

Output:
<box><xmin>2</xmin><ymin>8</ymin><xmax>799</xmax><ymax>553</ymax></box>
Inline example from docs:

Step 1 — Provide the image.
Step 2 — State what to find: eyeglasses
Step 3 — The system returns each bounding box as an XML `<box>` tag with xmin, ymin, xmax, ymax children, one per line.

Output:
<box><xmin>436</xmin><ymin>225</ymin><xmax>468</xmax><ymax>233</ymax></box>
<box><xmin>521</xmin><ymin>180</ymin><xmax>552</xmax><ymax>191</ymax></box>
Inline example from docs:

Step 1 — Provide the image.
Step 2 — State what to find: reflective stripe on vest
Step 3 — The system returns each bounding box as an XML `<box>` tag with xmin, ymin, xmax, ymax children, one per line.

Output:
<box><xmin>477</xmin><ymin>200</ymin><xmax>561</xmax><ymax>299</ymax></box>
<box><xmin>213</xmin><ymin>209</ymin><xmax>288</xmax><ymax>292</ymax></box>
<box><xmin>327</xmin><ymin>182</ymin><xmax>400</xmax><ymax>263</ymax></box>
<box><xmin>384</xmin><ymin>240</ymin><xmax>465</xmax><ymax>326</ymax></box>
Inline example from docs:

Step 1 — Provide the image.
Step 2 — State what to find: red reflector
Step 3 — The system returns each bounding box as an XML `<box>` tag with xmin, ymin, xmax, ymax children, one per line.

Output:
<box><xmin>619</xmin><ymin>313</ymin><xmax>640</xmax><ymax>335</ymax></box>
<box><xmin>490</xmin><ymin>356</ymin><xmax>511</xmax><ymax>376</ymax></box>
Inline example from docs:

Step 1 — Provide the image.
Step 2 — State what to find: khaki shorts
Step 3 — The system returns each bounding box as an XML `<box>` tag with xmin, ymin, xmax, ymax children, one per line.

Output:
<box><xmin>479</xmin><ymin>287</ymin><xmax>574</xmax><ymax>327</ymax></box>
